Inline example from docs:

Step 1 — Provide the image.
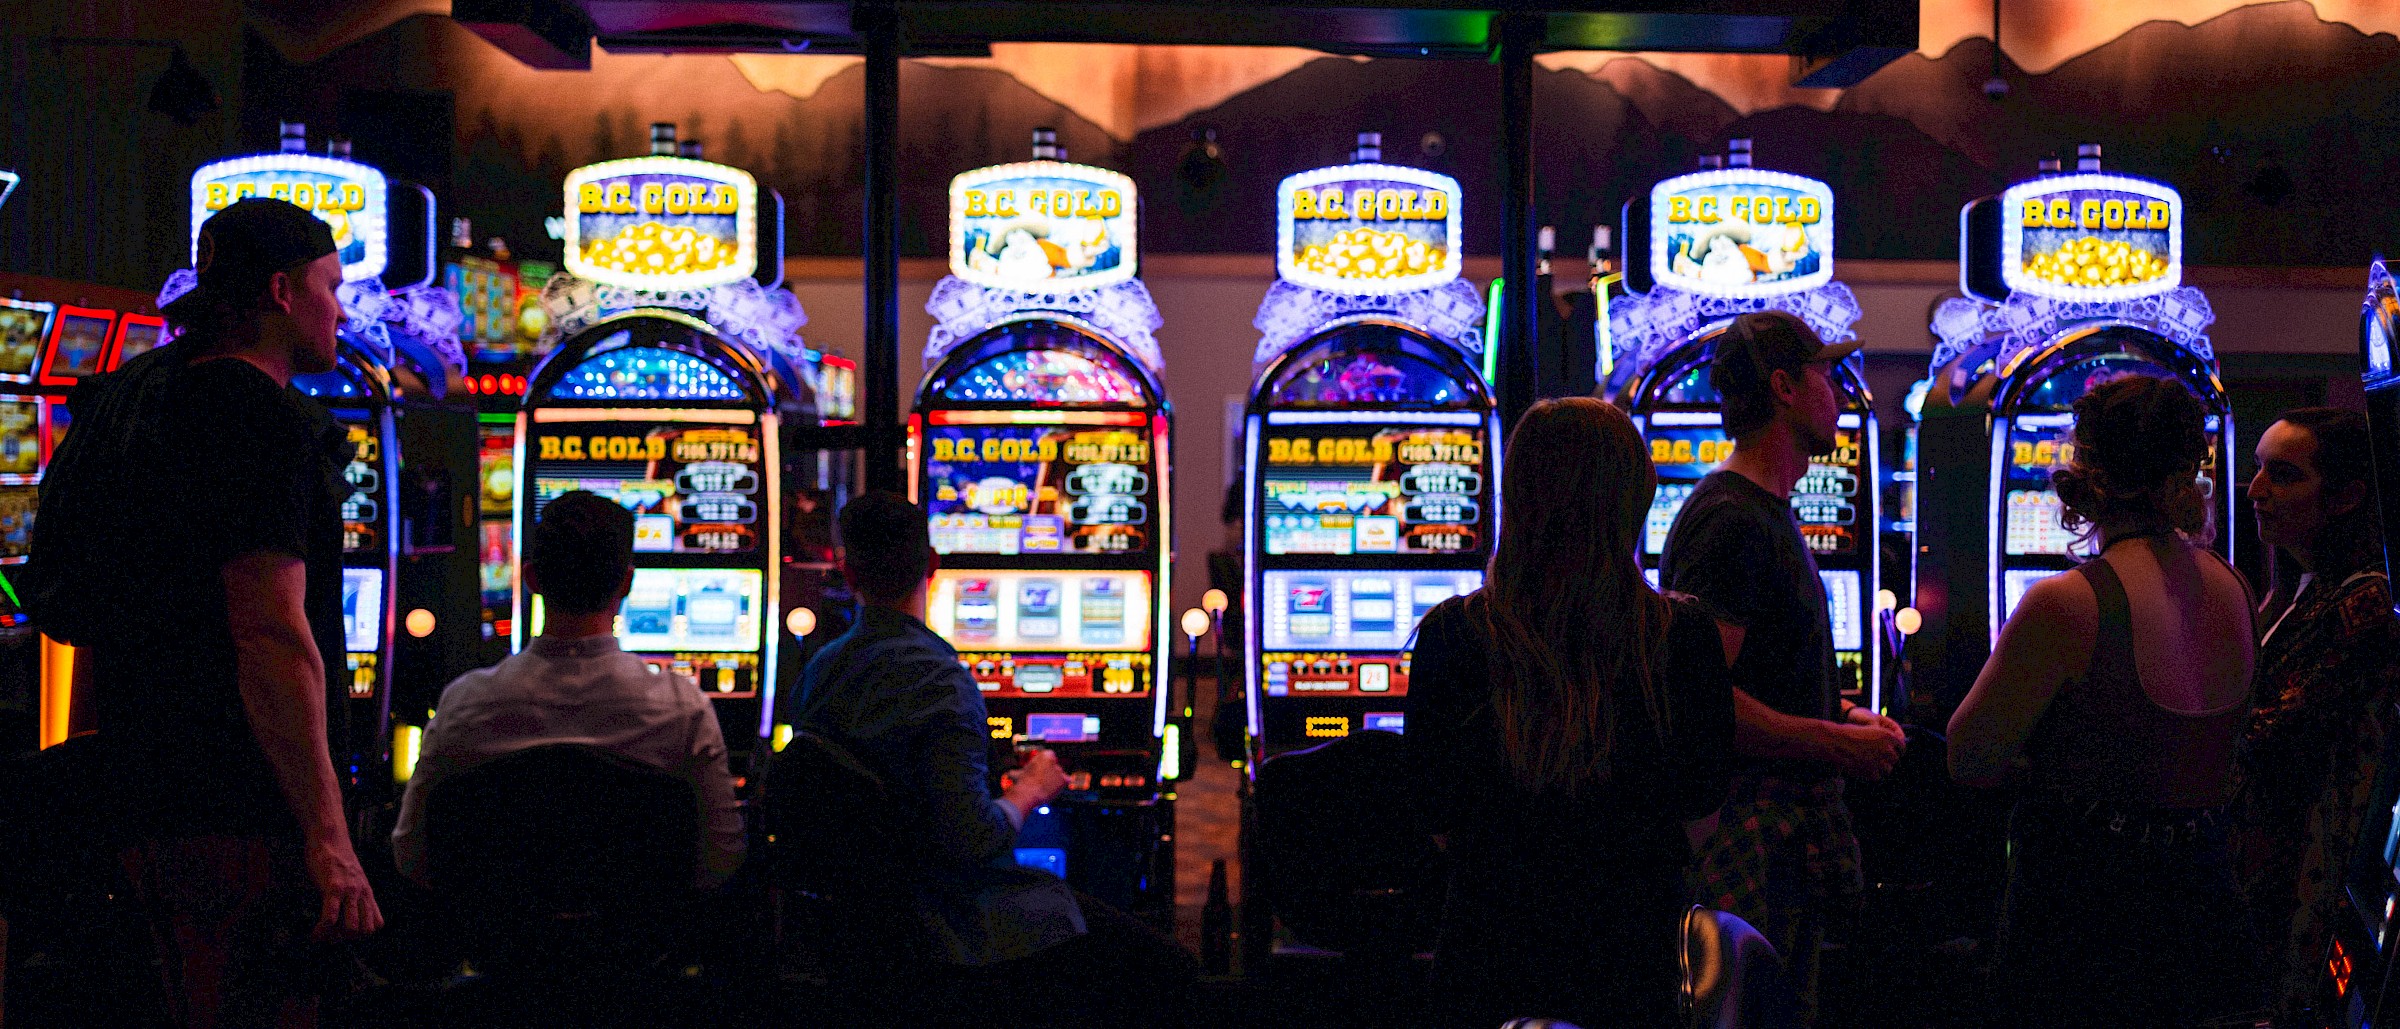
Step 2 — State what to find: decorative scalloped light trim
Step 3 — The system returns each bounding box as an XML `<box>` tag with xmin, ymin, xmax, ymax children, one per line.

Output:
<box><xmin>537</xmin><ymin>273</ymin><xmax>811</xmax><ymax>367</ymax></box>
<box><xmin>923</xmin><ymin>275</ymin><xmax>1164</xmax><ymax>375</ymax></box>
<box><xmin>1925</xmin><ymin>285</ymin><xmax>2216</xmax><ymax>378</ymax></box>
<box><xmin>1249</xmin><ymin>278</ymin><xmax>1486</xmax><ymax>377</ymax></box>
<box><xmin>1602</xmin><ymin>280</ymin><xmax>1862</xmax><ymax>391</ymax></box>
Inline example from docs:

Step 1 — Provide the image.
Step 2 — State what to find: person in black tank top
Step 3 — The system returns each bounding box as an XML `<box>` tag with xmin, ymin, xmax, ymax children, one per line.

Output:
<box><xmin>1950</xmin><ymin>376</ymin><xmax>2263</xmax><ymax>1027</ymax></box>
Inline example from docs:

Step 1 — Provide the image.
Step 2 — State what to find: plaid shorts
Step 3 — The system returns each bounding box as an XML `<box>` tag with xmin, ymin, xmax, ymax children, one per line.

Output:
<box><xmin>1691</xmin><ymin>773</ymin><xmax>1863</xmax><ymax>925</ymax></box>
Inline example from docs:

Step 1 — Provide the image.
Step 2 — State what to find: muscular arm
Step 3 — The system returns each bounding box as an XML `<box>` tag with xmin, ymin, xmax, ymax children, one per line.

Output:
<box><xmin>1949</xmin><ymin>573</ymin><xmax>2094</xmax><ymax>788</ymax></box>
<box><xmin>223</xmin><ymin>551</ymin><xmax>380</xmax><ymax>938</ymax></box>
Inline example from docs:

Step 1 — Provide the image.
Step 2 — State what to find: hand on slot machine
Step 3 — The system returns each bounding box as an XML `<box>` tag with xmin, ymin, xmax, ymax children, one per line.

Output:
<box><xmin>1820</xmin><ymin>721</ymin><xmax>1904</xmax><ymax>782</ymax></box>
<box><xmin>1004</xmin><ymin>745</ymin><xmax>1070</xmax><ymax>810</ymax></box>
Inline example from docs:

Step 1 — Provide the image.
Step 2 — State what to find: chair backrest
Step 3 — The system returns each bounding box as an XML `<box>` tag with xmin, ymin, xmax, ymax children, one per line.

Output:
<box><xmin>1251</xmin><ymin>729</ymin><xmax>1442</xmax><ymax>956</ymax></box>
<box><xmin>1681</xmin><ymin>906</ymin><xmax>1796</xmax><ymax>1029</ymax></box>
<box><xmin>760</xmin><ymin>729</ymin><xmax>914</xmax><ymax>899</ymax></box>
<box><xmin>424</xmin><ymin>743</ymin><xmax>698</xmax><ymax>922</ymax></box>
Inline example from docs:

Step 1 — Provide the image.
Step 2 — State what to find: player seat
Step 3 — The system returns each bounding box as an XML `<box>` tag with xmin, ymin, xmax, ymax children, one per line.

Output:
<box><xmin>761</xmin><ymin>729</ymin><xmax>969</xmax><ymax>1021</ymax></box>
<box><xmin>1250</xmin><ymin>728</ymin><xmax>1442</xmax><ymax>961</ymax></box>
<box><xmin>423</xmin><ymin>742</ymin><xmax>702</xmax><ymax>1016</ymax></box>
<box><xmin>1680</xmin><ymin>905</ymin><xmax>1796</xmax><ymax>1029</ymax></box>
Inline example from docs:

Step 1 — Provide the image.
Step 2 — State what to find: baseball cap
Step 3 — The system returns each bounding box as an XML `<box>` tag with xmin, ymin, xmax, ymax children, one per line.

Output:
<box><xmin>1710</xmin><ymin>311</ymin><xmax>1859</xmax><ymax>435</ymax></box>
<box><xmin>161</xmin><ymin>198</ymin><xmax>338</xmax><ymax>323</ymax></box>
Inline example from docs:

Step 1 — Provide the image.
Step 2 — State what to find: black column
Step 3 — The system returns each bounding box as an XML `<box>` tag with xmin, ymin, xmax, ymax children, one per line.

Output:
<box><xmin>860</xmin><ymin>0</ymin><xmax>903</xmax><ymax>492</ymax></box>
<box><xmin>1494</xmin><ymin>13</ymin><xmax>1541</xmax><ymax>433</ymax></box>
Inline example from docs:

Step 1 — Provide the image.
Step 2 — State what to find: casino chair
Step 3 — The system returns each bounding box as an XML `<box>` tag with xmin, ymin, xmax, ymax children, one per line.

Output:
<box><xmin>1249</xmin><ymin>729</ymin><xmax>1443</xmax><ymax>965</ymax></box>
<box><xmin>759</xmin><ymin>729</ymin><xmax>967</xmax><ymax>1022</ymax></box>
<box><xmin>421</xmin><ymin>743</ymin><xmax>703</xmax><ymax>1025</ymax></box>
<box><xmin>1680</xmin><ymin>905</ymin><xmax>1797</xmax><ymax>1029</ymax></box>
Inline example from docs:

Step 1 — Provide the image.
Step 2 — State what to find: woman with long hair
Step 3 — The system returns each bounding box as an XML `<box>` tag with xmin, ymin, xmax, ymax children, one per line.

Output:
<box><xmin>1949</xmin><ymin>374</ymin><xmax>2262</xmax><ymax>1027</ymax></box>
<box><xmin>1405</xmin><ymin>397</ymin><xmax>1736</xmax><ymax>1027</ymax></box>
<box><xmin>2228</xmin><ymin>407</ymin><xmax>2400</xmax><ymax>1026</ymax></box>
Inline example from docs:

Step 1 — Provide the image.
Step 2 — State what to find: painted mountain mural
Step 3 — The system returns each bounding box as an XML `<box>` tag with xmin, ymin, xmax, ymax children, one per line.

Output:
<box><xmin>253</xmin><ymin>1</ymin><xmax>2399</xmax><ymax>267</ymax></box>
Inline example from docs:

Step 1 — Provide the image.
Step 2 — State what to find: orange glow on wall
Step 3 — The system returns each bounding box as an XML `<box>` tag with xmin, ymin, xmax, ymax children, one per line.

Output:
<box><xmin>38</xmin><ymin>634</ymin><xmax>73</xmax><ymax>749</ymax></box>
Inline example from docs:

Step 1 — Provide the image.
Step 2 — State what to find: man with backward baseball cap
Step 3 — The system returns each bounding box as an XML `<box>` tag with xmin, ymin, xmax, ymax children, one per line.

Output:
<box><xmin>27</xmin><ymin>197</ymin><xmax>382</xmax><ymax>1027</ymax></box>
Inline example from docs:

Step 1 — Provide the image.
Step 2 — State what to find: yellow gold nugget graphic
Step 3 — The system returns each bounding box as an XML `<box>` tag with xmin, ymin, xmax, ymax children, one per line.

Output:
<box><xmin>2022</xmin><ymin>236</ymin><xmax>2169</xmax><ymax>289</ymax></box>
<box><xmin>1295</xmin><ymin>226</ymin><xmax>1444</xmax><ymax>281</ymax></box>
<box><xmin>581</xmin><ymin>221</ymin><xmax>739</xmax><ymax>276</ymax></box>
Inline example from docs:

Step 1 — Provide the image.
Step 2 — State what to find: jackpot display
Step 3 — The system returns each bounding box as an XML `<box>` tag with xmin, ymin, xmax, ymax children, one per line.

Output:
<box><xmin>1917</xmin><ymin>154</ymin><xmax>2231</xmax><ymax>712</ymax></box>
<box><xmin>1609</xmin><ymin>153</ymin><xmax>1881</xmax><ymax>708</ymax></box>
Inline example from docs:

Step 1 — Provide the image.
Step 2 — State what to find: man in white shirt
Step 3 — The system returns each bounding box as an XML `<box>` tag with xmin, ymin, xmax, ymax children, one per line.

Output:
<box><xmin>391</xmin><ymin>491</ymin><xmax>745</xmax><ymax>888</ymax></box>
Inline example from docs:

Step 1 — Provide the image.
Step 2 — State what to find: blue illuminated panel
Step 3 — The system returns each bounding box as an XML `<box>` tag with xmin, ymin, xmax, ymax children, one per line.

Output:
<box><xmin>940</xmin><ymin>349</ymin><xmax>1143</xmax><ymax>404</ymax></box>
<box><xmin>1363</xmin><ymin>712</ymin><xmax>1405</xmax><ymax>733</ymax></box>
<box><xmin>1026</xmin><ymin>713</ymin><xmax>1101</xmax><ymax>743</ymax></box>
<box><xmin>554</xmin><ymin>344</ymin><xmax>746</xmax><ymax>401</ymax></box>
<box><xmin>1266</xmin><ymin>346</ymin><xmax>1472</xmax><ymax>407</ymax></box>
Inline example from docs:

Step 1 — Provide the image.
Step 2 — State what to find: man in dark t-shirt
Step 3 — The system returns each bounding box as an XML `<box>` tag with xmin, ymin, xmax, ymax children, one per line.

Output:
<box><xmin>27</xmin><ymin>198</ymin><xmax>383</xmax><ymax>1027</ymax></box>
<box><xmin>1660</xmin><ymin>310</ymin><xmax>1905</xmax><ymax>1027</ymax></box>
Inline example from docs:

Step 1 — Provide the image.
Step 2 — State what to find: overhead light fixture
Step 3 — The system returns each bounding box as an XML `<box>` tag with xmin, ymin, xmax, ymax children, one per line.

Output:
<box><xmin>148</xmin><ymin>47</ymin><xmax>220</xmax><ymax>125</ymax></box>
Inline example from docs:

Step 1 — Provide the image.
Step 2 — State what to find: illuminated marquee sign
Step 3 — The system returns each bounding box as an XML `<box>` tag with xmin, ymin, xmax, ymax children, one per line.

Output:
<box><xmin>949</xmin><ymin>161</ymin><xmax>1136</xmax><ymax>292</ymax></box>
<box><xmin>191</xmin><ymin>155</ymin><xmax>389</xmax><ymax>283</ymax></box>
<box><xmin>1648</xmin><ymin>169</ymin><xmax>1833</xmax><ymax>299</ymax></box>
<box><xmin>2000</xmin><ymin>173</ymin><xmax>2181</xmax><ymax>301</ymax></box>
<box><xmin>1276</xmin><ymin>164</ymin><xmax>1462</xmax><ymax>295</ymax></box>
<box><xmin>562</xmin><ymin>156</ymin><xmax>758</xmax><ymax>291</ymax></box>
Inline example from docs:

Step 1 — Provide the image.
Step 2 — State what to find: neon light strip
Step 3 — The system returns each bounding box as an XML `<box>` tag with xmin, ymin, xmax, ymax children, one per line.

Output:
<box><xmin>1242</xmin><ymin>415</ymin><xmax>1264</xmax><ymax>757</ymax></box>
<box><xmin>1838</xmin><ymin>413</ymin><xmax>1861</xmax><ymax>429</ymax></box>
<box><xmin>1647</xmin><ymin>411</ymin><xmax>1723</xmax><ymax>426</ymax></box>
<box><xmin>927</xmin><ymin>409</ymin><xmax>1144</xmax><ymax>426</ymax></box>
<box><xmin>1265</xmin><ymin>410</ymin><xmax>1482</xmax><ymax>426</ymax></box>
<box><xmin>531</xmin><ymin>407</ymin><xmax>755</xmax><ymax>424</ymax></box>
<box><xmin>757</xmin><ymin>412</ymin><xmax>784</xmax><ymax>742</ymax></box>
<box><xmin>510</xmin><ymin>412</ymin><xmax>528</xmax><ymax>655</ymax></box>
<box><xmin>1152</xmin><ymin>411</ymin><xmax>1173</xmax><ymax>740</ymax></box>
<box><xmin>1483</xmin><ymin>278</ymin><xmax>1503</xmax><ymax>385</ymax></box>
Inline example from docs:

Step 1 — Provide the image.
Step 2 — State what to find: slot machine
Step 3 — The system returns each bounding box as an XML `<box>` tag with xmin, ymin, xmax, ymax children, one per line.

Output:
<box><xmin>1243</xmin><ymin>133</ymin><xmax>1494</xmax><ymax>756</ymax></box>
<box><xmin>2324</xmin><ymin>260</ymin><xmax>2400</xmax><ymax>1028</ymax></box>
<box><xmin>447</xmin><ymin>248</ymin><xmax>559</xmax><ymax>666</ymax></box>
<box><xmin>1603</xmin><ymin>140</ymin><xmax>1883</xmax><ymax>712</ymax></box>
<box><xmin>2</xmin><ymin>296</ymin><xmax>62</xmax><ymax>747</ymax></box>
<box><xmin>911</xmin><ymin>131</ymin><xmax>1176</xmax><ymax>914</ymax></box>
<box><xmin>1915</xmin><ymin>146</ymin><xmax>2232</xmax><ymax>714</ymax></box>
<box><xmin>186</xmin><ymin>123</ymin><xmax>473</xmax><ymax>796</ymax></box>
<box><xmin>516</xmin><ymin>130</ymin><xmax>817</xmax><ymax>763</ymax></box>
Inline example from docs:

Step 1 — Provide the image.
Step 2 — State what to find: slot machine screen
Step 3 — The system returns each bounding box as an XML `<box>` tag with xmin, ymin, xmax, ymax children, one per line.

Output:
<box><xmin>0</xmin><ymin>483</ymin><xmax>37</xmax><ymax>562</ymax></box>
<box><xmin>1025</xmin><ymin>712</ymin><xmax>1101</xmax><ymax>743</ymax></box>
<box><xmin>1643</xmin><ymin>417</ymin><xmax>1732</xmax><ymax>554</ymax></box>
<box><xmin>342</xmin><ymin>568</ymin><xmax>385</xmax><ymax>652</ymax></box>
<box><xmin>1258</xmin><ymin>422</ymin><xmax>1485</xmax><ymax>557</ymax></box>
<box><xmin>0</xmin><ymin>398</ymin><xmax>39</xmax><ymax>477</ymax></box>
<box><xmin>615</xmin><ymin>568</ymin><xmax>765</xmax><ymax>653</ymax></box>
<box><xmin>2003</xmin><ymin>414</ymin><xmax>2078</xmax><ymax>556</ymax></box>
<box><xmin>114</xmin><ymin>316</ymin><xmax>166</xmax><ymax>364</ymax></box>
<box><xmin>42</xmin><ymin>310</ymin><xmax>114</xmax><ymax>382</ymax></box>
<box><xmin>0</xmin><ymin>299</ymin><xmax>51</xmax><ymax>382</ymax></box>
<box><xmin>2004</xmin><ymin>568</ymin><xmax>2064</xmax><ymax>621</ymax></box>
<box><xmin>1258</xmin><ymin>569</ymin><xmax>1482</xmax><ymax>652</ymax></box>
<box><xmin>1820</xmin><ymin>570</ymin><xmax>1863</xmax><ymax>652</ymax></box>
<box><xmin>530</xmin><ymin>421</ymin><xmax>766</xmax><ymax>556</ymax></box>
<box><xmin>922</xmin><ymin>420</ymin><xmax>1154</xmax><ymax>556</ymax></box>
<box><xmin>1795</xmin><ymin>416</ymin><xmax>1865</xmax><ymax>556</ymax></box>
<box><xmin>926</xmin><ymin>570</ymin><xmax>1153</xmax><ymax>653</ymax></box>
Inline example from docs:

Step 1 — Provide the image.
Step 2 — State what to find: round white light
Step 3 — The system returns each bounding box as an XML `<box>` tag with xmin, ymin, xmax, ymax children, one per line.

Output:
<box><xmin>405</xmin><ymin>609</ymin><xmax>436</xmax><ymax>638</ymax></box>
<box><xmin>1894</xmin><ymin>608</ymin><xmax>1922</xmax><ymax>636</ymax></box>
<box><xmin>1876</xmin><ymin>589</ymin><xmax>1898</xmax><ymax>612</ymax></box>
<box><xmin>786</xmin><ymin>606</ymin><xmax>818</xmax><ymax>638</ymax></box>
<box><xmin>1181</xmin><ymin>608</ymin><xmax>1210</xmax><ymax>639</ymax></box>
